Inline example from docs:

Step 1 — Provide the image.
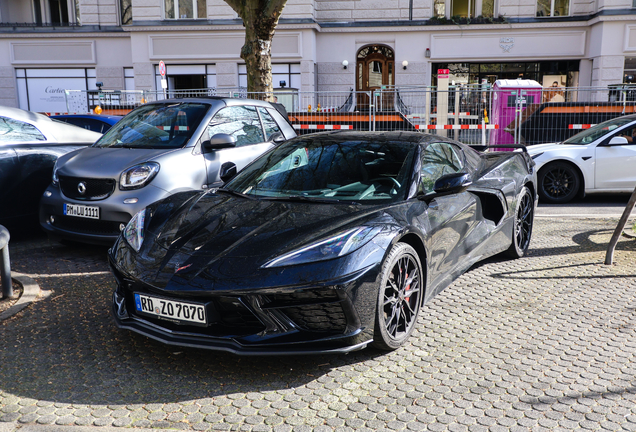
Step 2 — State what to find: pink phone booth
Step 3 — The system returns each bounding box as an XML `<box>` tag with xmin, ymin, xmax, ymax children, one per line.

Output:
<box><xmin>489</xmin><ymin>79</ymin><xmax>543</xmax><ymax>150</ymax></box>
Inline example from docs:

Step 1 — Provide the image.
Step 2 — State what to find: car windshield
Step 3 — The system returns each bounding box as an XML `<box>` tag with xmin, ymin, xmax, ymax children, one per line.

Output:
<box><xmin>225</xmin><ymin>137</ymin><xmax>416</xmax><ymax>203</ymax></box>
<box><xmin>562</xmin><ymin>117</ymin><xmax>635</xmax><ymax>145</ymax></box>
<box><xmin>93</xmin><ymin>102</ymin><xmax>209</xmax><ymax>149</ymax></box>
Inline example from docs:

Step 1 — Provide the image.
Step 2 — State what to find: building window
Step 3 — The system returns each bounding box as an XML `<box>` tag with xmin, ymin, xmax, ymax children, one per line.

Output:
<box><xmin>165</xmin><ymin>0</ymin><xmax>206</xmax><ymax>19</ymax></box>
<box><xmin>536</xmin><ymin>0</ymin><xmax>569</xmax><ymax>16</ymax></box>
<box><xmin>120</xmin><ymin>0</ymin><xmax>132</xmax><ymax>25</ymax></box>
<box><xmin>32</xmin><ymin>0</ymin><xmax>80</xmax><ymax>25</ymax></box>
<box><xmin>452</xmin><ymin>0</ymin><xmax>475</xmax><ymax>18</ymax></box>
<box><xmin>16</xmin><ymin>68</ymin><xmax>96</xmax><ymax>112</ymax></box>
<box><xmin>434</xmin><ymin>0</ymin><xmax>446</xmax><ymax>17</ymax></box>
<box><xmin>624</xmin><ymin>58</ymin><xmax>636</xmax><ymax>83</ymax></box>
<box><xmin>238</xmin><ymin>64</ymin><xmax>301</xmax><ymax>90</ymax></box>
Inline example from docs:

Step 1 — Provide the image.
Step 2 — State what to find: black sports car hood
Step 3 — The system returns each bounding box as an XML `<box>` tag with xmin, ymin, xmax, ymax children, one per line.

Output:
<box><xmin>121</xmin><ymin>190</ymin><xmax>394</xmax><ymax>290</ymax></box>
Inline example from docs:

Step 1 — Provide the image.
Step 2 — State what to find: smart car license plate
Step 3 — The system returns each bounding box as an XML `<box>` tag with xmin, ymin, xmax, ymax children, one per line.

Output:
<box><xmin>64</xmin><ymin>203</ymin><xmax>99</xmax><ymax>219</ymax></box>
<box><xmin>134</xmin><ymin>293</ymin><xmax>206</xmax><ymax>325</ymax></box>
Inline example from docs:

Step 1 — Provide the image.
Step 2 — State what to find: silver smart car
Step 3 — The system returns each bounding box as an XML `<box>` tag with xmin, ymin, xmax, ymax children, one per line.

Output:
<box><xmin>39</xmin><ymin>98</ymin><xmax>296</xmax><ymax>245</ymax></box>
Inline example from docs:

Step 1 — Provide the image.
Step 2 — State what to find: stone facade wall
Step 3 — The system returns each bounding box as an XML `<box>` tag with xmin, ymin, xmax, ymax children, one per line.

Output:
<box><xmin>97</xmin><ymin>67</ymin><xmax>124</xmax><ymax>89</ymax></box>
<box><xmin>315</xmin><ymin>0</ymin><xmax>430</xmax><ymax>22</ymax></box>
<box><xmin>80</xmin><ymin>0</ymin><xmax>119</xmax><ymax>26</ymax></box>
<box><xmin>282</xmin><ymin>0</ymin><xmax>315</xmax><ymax>19</ymax></box>
<box><xmin>207</xmin><ymin>0</ymin><xmax>236</xmax><ymax>19</ymax></box>
<box><xmin>498</xmin><ymin>0</ymin><xmax>536</xmax><ymax>19</ymax></box>
<box><xmin>571</xmin><ymin>0</ymin><xmax>595</xmax><ymax>16</ymax></box>
<box><xmin>0</xmin><ymin>66</ymin><xmax>17</xmax><ymax>108</ymax></box>
<box><xmin>316</xmin><ymin>62</ymin><xmax>354</xmax><ymax>92</ymax></box>
<box><xmin>592</xmin><ymin>55</ymin><xmax>625</xmax><ymax>88</ymax></box>
<box><xmin>132</xmin><ymin>62</ymin><xmax>155</xmax><ymax>90</ymax></box>
<box><xmin>216</xmin><ymin>62</ymin><xmax>239</xmax><ymax>89</ymax></box>
<box><xmin>596</xmin><ymin>0</ymin><xmax>632</xmax><ymax>10</ymax></box>
<box><xmin>131</xmin><ymin>0</ymin><xmax>162</xmax><ymax>21</ymax></box>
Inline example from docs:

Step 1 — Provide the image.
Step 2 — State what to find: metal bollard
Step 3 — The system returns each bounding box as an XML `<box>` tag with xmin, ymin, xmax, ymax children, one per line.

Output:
<box><xmin>0</xmin><ymin>225</ymin><xmax>11</xmax><ymax>299</ymax></box>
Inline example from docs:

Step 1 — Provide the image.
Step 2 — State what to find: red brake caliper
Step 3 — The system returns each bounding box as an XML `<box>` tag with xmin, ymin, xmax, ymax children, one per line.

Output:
<box><xmin>404</xmin><ymin>272</ymin><xmax>411</xmax><ymax>302</ymax></box>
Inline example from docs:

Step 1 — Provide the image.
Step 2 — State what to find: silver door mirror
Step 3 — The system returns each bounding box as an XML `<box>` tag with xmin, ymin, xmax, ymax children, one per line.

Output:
<box><xmin>203</xmin><ymin>133</ymin><xmax>237</xmax><ymax>151</ymax></box>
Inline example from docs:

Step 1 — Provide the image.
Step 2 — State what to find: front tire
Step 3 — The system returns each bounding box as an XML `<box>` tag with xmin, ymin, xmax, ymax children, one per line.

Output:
<box><xmin>373</xmin><ymin>243</ymin><xmax>423</xmax><ymax>350</ymax></box>
<box><xmin>505</xmin><ymin>186</ymin><xmax>534</xmax><ymax>259</ymax></box>
<box><xmin>538</xmin><ymin>162</ymin><xmax>580</xmax><ymax>204</ymax></box>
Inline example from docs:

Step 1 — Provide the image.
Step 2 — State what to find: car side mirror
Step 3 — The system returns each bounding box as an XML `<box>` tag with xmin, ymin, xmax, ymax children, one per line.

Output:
<box><xmin>433</xmin><ymin>172</ymin><xmax>472</xmax><ymax>195</ymax></box>
<box><xmin>219</xmin><ymin>162</ymin><xmax>237</xmax><ymax>183</ymax></box>
<box><xmin>608</xmin><ymin>136</ymin><xmax>629</xmax><ymax>146</ymax></box>
<box><xmin>417</xmin><ymin>172</ymin><xmax>472</xmax><ymax>201</ymax></box>
<box><xmin>203</xmin><ymin>133</ymin><xmax>237</xmax><ymax>152</ymax></box>
<box><xmin>270</xmin><ymin>132</ymin><xmax>286</xmax><ymax>144</ymax></box>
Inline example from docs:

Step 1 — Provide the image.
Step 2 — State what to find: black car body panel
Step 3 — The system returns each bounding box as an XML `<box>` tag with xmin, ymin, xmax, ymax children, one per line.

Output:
<box><xmin>0</xmin><ymin>107</ymin><xmax>101</xmax><ymax>227</ymax></box>
<box><xmin>109</xmin><ymin>131</ymin><xmax>536</xmax><ymax>354</ymax></box>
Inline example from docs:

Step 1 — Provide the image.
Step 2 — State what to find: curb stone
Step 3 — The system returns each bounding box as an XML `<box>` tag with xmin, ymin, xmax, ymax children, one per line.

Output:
<box><xmin>0</xmin><ymin>273</ymin><xmax>42</xmax><ymax>321</ymax></box>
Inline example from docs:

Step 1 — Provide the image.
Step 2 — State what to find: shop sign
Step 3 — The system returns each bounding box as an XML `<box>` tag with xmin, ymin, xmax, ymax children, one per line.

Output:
<box><xmin>27</xmin><ymin>77</ymin><xmax>87</xmax><ymax>112</ymax></box>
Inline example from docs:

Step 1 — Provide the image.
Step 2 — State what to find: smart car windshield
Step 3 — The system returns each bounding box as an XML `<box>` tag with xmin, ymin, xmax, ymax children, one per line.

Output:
<box><xmin>225</xmin><ymin>137</ymin><xmax>416</xmax><ymax>203</ymax></box>
<box><xmin>93</xmin><ymin>102</ymin><xmax>209</xmax><ymax>149</ymax></box>
<box><xmin>562</xmin><ymin>117</ymin><xmax>634</xmax><ymax>145</ymax></box>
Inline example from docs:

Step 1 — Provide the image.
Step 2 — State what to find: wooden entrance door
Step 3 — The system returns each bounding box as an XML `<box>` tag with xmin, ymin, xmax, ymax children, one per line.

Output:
<box><xmin>356</xmin><ymin>45</ymin><xmax>395</xmax><ymax>111</ymax></box>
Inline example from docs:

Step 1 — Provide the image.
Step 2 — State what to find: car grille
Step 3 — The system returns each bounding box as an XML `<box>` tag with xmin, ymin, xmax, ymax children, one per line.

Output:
<box><xmin>265</xmin><ymin>288</ymin><xmax>348</xmax><ymax>333</ymax></box>
<box><xmin>59</xmin><ymin>176</ymin><xmax>116</xmax><ymax>201</ymax></box>
<box><xmin>281</xmin><ymin>303</ymin><xmax>348</xmax><ymax>333</ymax></box>
<box><xmin>54</xmin><ymin>215</ymin><xmax>123</xmax><ymax>236</ymax></box>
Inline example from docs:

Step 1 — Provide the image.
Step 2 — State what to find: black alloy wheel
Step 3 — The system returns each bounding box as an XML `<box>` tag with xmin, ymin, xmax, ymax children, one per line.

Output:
<box><xmin>538</xmin><ymin>162</ymin><xmax>580</xmax><ymax>204</ymax></box>
<box><xmin>373</xmin><ymin>243</ymin><xmax>423</xmax><ymax>350</ymax></box>
<box><xmin>505</xmin><ymin>186</ymin><xmax>534</xmax><ymax>259</ymax></box>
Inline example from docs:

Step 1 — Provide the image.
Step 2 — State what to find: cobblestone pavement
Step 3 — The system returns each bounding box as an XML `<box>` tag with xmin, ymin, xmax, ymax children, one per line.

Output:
<box><xmin>1</xmin><ymin>218</ymin><xmax>636</xmax><ymax>432</ymax></box>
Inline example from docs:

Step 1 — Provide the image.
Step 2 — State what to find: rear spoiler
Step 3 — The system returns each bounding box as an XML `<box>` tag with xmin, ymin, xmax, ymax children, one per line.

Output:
<box><xmin>470</xmin><ymin>144</ymin><xmax>528</xmax><ymax>153</ymax></box>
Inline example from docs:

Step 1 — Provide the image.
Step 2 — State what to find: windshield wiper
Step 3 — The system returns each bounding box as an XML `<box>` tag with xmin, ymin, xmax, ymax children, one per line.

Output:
<box><xmin>262</xmin><ymin>195</ymin><xmax>360</xmax><ymax>205</ymax></box>
<box><xmin>214</xmin><ymin>188</ymin><xmax>256</xmax><ymax>200</ymax></box>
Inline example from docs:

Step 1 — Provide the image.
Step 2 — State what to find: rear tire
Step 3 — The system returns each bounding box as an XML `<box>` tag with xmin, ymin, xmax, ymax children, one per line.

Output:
<box><xmin>505</xmin><ymin>186</ymin><xmax>534</xmax><ymax>259</ymax></box>
<box><xmin>538</xmin><ymin>162</ymin><xmax>580</xmax><ymax>204</ymax></box>
<box><xmin>372</xmin><ymin>243</ymin><xmax>423</xmax><ymax>350</ymax></box>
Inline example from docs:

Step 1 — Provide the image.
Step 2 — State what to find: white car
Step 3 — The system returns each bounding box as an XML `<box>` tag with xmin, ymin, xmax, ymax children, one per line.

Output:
<box><xmin>527</xmin><ymin>114</ymin><xmax>636</xmax><ymax>203</ymax></box>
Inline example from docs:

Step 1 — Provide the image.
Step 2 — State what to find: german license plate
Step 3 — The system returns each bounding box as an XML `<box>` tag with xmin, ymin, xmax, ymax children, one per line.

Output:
<box><xmin>64</xmin><ymin>203</ymin><xmax>99</xmax><ymax>219</ymax></box>
<box><xmin>134</xmin><ymin>293</ymin><xmax>206</xmax><ymax>325</ymax></box>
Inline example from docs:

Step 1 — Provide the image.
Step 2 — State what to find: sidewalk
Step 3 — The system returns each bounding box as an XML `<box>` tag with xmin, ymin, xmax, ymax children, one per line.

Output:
<box><xmin>1</xmin><ymin>218</ymin><xmax>635</xmax><ymax>431</ymax></box>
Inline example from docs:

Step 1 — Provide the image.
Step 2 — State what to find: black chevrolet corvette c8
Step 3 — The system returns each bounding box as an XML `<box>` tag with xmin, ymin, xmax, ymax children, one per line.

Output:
<box><xmin>108</xmin><ymin>131</ymin><xmax>537</xmax><ymax>355</ymax></box>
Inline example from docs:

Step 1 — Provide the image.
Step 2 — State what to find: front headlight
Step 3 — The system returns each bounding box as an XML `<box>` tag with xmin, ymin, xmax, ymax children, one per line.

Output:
<box><xmin>120</xmin><ymin>163</ymin><xmax>159</xmax><ymax>190</ymax></box>
<box><xmin>263</xmin><ymin>226</ymin><xmax>380</xmax><ymax>268</ymax></box>
<box><xmin>123</xmin><ymin>209</ymin><xmax>146</xmax><ymax>252</ymax></box>
<box><xmin>52</xmin><ymin>159</ymin><xmax>60</xmax><ymax>185</ymax></box>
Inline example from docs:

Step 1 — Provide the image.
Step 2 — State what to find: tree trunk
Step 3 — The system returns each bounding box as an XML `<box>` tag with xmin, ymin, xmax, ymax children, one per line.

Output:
<box><xmin>240</xmin><ymin>7</ymin><xmax>280</xmax><ymax>100</ymax></box>
<box><xmin>224</xmin><ymin>0</ymin><xmax>287</xmax><ymax>101</ymax></box>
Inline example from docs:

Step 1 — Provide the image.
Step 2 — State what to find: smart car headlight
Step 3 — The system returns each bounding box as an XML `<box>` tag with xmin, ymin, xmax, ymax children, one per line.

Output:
<box><xmin>263</xmin><ymin>226</ymin><xmax>381</xmax><ymax>268</ymax></box>
<box><xmin>120</xmin><ymin>163</ymin><xmax>159</xmax><ymax>190</ymax></box>
<box><xmin>123</xmin><ymin>209</ymin><xmax>146</xmax><ymax>252</ymax></box>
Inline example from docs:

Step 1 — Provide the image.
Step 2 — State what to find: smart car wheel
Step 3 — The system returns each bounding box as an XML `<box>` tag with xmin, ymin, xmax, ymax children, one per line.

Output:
<box><xmin>505</xmin><ymin>186</ymin><xmax>534</xmax><ymax>259</ymax></box>
<box><xmin>538</xmin><ymin>162</ymin><xmax>580</xmax><ymax>204</ymax></box>
<box><xmin>373</xmin><ymin>243</ymin><xmax>423</xmax><ymax>350</ymax></box>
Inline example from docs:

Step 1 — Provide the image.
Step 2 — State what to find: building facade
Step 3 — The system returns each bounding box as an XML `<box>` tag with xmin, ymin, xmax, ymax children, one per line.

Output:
<box><xmin>1</xmin><ymin>0</ymin><xmax>635</xmax><ymax>112</ymax></box>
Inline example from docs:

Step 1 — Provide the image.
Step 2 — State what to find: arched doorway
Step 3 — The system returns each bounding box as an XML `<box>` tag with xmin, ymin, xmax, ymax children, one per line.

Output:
<box><xmin>356</xmin><ymin>45</ymin><xmax>395</xmax><ymax>110</ymax></box>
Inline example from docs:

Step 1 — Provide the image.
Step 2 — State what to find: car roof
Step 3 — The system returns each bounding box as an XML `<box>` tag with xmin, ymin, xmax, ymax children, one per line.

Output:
<box><xmin>0</xmin><ymin>106</ymin><xmax>102</xmax><ymax>144</ymax></box>
<box><xmin>143</xmin><ymin>97</ymin><xmax>276</xmax><ymax>109</ymax></box>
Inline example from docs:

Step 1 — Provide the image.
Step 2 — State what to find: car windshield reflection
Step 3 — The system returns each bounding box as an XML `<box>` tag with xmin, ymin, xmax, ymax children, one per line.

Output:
<box><xmin>226</xmin><ymin>138</ymin><xmax>416</xmax><ymax>203</ymax></box>
<box><xmin>562</xmin><ymin>117</ymin><xmax>634</xmax><ymax>145</ymax></box>
<box><xmin>93</xmin><ymin>102</ymin><xmax>209</xmax><ymax>149</ymax></box>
